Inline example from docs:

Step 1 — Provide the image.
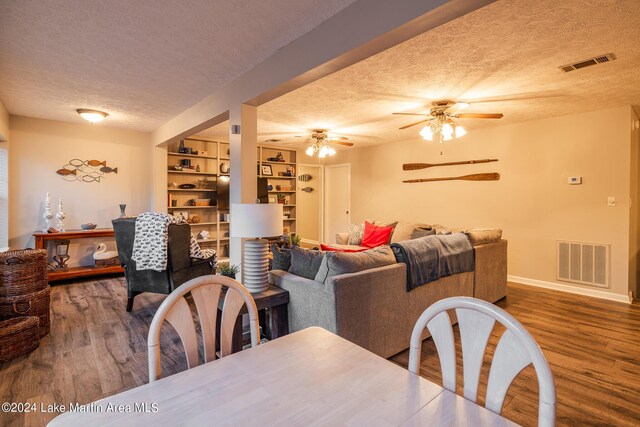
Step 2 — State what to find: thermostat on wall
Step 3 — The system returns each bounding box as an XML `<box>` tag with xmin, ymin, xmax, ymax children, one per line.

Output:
<box><xmin>568</xmin><ymin>177</ymin><xmax>582</xmax><ymax>185</ymax></box>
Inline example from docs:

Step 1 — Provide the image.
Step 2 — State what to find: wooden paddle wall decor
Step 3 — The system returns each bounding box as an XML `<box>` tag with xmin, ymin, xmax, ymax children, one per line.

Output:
<box><xmin>403</xmin><ymin>173</ymin><xmax>500</xmax><ymax>184</ymax></box>
<box><xmin>403</xmin><ymin>158</ymin><xmax>498</xmax><ymax>170</ymax></box>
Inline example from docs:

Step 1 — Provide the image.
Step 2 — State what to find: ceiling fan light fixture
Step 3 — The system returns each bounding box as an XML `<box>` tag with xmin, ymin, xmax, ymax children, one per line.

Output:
<box><xmin>77</xmin><ymin>108</ymin><xmax>108</xmax><ymax>123</ymax></box>
<box><xmin>455</xmin><ymin>125</ymin><xmax>467</xmax><ymax>138</ymax></box>
<box><xmin>306</xmin><ymin>146</ymin><xmax>315</xmax><ymax>156</ymax></box>
<box><xmin>420</xmin><ymin>126</ymin><xmax>434</xmax><ymax>141</ymax></box>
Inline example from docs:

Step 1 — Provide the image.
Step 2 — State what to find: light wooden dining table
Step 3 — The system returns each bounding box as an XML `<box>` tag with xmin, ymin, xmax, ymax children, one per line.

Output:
<box><xmin>48</xmin><ymin>327</ymin><xmax>518</xmax><ymax>426</ymax></box>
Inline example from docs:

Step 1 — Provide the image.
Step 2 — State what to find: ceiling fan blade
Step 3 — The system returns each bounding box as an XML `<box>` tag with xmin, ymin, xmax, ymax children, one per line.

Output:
<box><xmin>455</xmin><ymin>113</ymin><xmax>504</xmax><ymax>119</ymax></box>
<box><xmin>444</xmin><ymin>102</ymin><xmax>469</xmax><ymax>114</ymax></box>
<box><xmin>332</xmin><ymin>140</ymin><xmax>354</xmax><ymax>147</ymax></box>
<box><xmin>393</xmin><ymin>112</ymin><xmax>429</xmax><ymax>116</ymax></box>
<box><xmin>400</xmin><ymin>119</ymin><xmax>431</xmax><ymax>130</ymax></box>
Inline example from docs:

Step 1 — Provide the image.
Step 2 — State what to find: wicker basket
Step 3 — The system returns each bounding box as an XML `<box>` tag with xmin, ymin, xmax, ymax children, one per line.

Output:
<box><xmin>0</xmin><ymin>287</ymin><xmax>51</xmax><ymax>338</ymax></box>
<box><xmin>0</xmin><ymin>249</ymin><xmax>48</xmax><ymax>297</ymax></box>
<box><xmin>0</xmin><ymin>317</ymin><xmax>39</xmax><ymax>362</ymax></box>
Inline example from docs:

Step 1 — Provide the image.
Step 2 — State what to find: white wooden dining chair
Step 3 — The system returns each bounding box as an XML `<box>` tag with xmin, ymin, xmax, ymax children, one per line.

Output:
<box><xmin>409</xmin><ymin>296</ymin><xmax>556</xmax><ymax>427</ymax></box>
<box><xmin>147</xmin><ymin>274</ymin><xmax>260</xmax><ymax>382</ymax></box>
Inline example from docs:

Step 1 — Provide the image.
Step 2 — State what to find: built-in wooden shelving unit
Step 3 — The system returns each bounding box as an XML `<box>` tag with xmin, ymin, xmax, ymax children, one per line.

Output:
<box><xmin>257</xmin><ymin>145</ymin><xmax>297</xmax><ymax>234</ymax></box>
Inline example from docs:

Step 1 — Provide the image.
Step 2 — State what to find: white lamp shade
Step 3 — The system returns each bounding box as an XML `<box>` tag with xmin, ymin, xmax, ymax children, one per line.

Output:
<box><xmin>230</xmin><ymin>203</ymin><xmax>283</xmax><ymax>238</ymax></box>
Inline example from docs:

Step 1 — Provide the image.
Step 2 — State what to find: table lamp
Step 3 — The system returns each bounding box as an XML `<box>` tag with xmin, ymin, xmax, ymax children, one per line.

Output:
<box><xmin>230</xmin><ymin>203</ymin><xmax>283</xmax><ymax>293</ymax></box>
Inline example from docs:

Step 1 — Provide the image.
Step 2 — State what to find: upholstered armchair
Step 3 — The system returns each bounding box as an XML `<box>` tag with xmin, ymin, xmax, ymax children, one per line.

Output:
<box><xmin>112</xmin><ymin>218</ymin><xmax>215</xmax><ymax>311</ymax></box>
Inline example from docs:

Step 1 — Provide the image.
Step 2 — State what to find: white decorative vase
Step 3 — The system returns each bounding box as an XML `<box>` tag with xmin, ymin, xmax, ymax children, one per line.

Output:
<box><xmin>42</xmin><ymin>192</ymin><xmax>53</xmax><ymax>232</ymax></box>
<box><xmin>56</xmin><ymin>198</ymin><xmax>66</xmax><ymax>232</ymax></box>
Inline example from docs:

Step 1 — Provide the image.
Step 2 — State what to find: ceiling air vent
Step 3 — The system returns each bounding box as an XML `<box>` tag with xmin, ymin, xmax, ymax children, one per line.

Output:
<box><xmin>559</xmin><ymin>53</ymin><xmax>616</xmax><ymax>72</ymax></box>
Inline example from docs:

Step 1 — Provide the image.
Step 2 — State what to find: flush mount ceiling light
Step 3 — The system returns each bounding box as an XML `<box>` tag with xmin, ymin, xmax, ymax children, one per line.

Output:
<box><xmin>77</xmin><ymin>109</ymin><xmax>108</xmax><ymax>123</ymax></box>
<box><xmin>394</xmin><ymin>100</ymin><xmax>503</xmax><ymax>154</ymax></box>
<box><xmin>305</xmin><ymin>129</ymin><xmax>353</xmax><ymax>158</ymax></box>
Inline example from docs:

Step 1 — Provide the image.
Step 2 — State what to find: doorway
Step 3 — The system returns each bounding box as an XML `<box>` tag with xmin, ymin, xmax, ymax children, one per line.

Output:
<box><xmin>296</xmin><ymin>164</ymin><xmax>324</xmax><ymax>246</ymax></box>
<box><xmin>324</xmin><ymin>164</ymin><xmax>350</xmax><ymax>243</ymax></box>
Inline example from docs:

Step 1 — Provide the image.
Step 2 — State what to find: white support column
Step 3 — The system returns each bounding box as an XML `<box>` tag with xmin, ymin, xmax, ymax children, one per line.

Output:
<box><xmin>229</xmin><ymin>104</ymin><xmax>258</xmax><ymax>279</ymax></box>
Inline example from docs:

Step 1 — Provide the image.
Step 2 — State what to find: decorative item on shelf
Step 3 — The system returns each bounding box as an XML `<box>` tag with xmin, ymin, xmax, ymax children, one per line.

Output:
<box><xmin>53</xmin><ymin>240</ymin><xmax>70</xmax><ymax>271</ymax></box>
<box><xmin>196</xmin><ymin>165</ymin><xmax>201</xmax><ymax>172</ymax></box>
<box><xmin>81</xmin><ymin>223</ymin><xmax>97</xmax><ymax>231</ymax></box>
<box><xmin>172</xmin><ymin>165</ymin><xmax>183</xmax><ymax>171</ymax></box>
<box><xmin>190</xmin><ymin>215</ymin><xmax>201</xmax><ymax>224</ymax></box>
<box><xmin>196</xmin><ymin>178</ymin><xmax>208</xmax><ymax>188</ymax></box>
<box><xmin>301</xmin><ymin>187</ymin><xmax>313</xmax><ymax>193</ymax></box>
<box><xmin>171</xmin><ymin>199</ymin><xmax>177</xmax><ymax>207</ymax></box>
<box><xmin>178</xmin><ymin>183</ymin><xmax>196</xmax><ymax>189</ymax></box>
<box><xmin>224</xmin><ymin>231</ymin><xmax>229</xmax><ymax>237</ymax></box>
<box><xmin>195</xmin><ymin>198</ymin><xmax>211</xmax><ymax>206</ymax></box>
<box><xmin>56</xmin><ymin>159</ymin><xmax>117</xmax><ymax>183</ymax></box>
<box><xmin>280</xmin><ymin>186</ymin><xmax>292</xmax><ymax>191</ymax></box>
<box><xmin>298</xmin><ymin>174</ymin><xmax>312</xmax><ymax>182</ymax></box>
<box><xmin>119</xmin><ymin>204</ymin><xmax>127</xmax><ymax>218</ymax></box>
<box><xmin>181</xmin><ymin>159</ymin><xmax>192</xmax><ymax>167</ymax></box>
<box><xmin>261</xmin><ymin>165</ymin><xmax>273</xmax><ymax>176</ymax></box>
<box><xmin>276</xmin><ymin>152</ymin><xmax>285</xmax><ymax>162</ymax></box>
<box><xmin>284</xmin><ymin>196</ymin><xmax>291</xmax><ymax>205</ymax></box>
<box><xmin>198</xmin><ymin>230</ymin><xmax>210</xmax><ymax>240</ymax></box>
<box><xmin>275</xmin><ymin>185</ymin><xmax>281</xmax><ymax>191</ymax></box>
<box><xmin>173</xmin><ymin>211</ymin><xmax>189</xmax><ymax>222</ymax></box>
<box><xmin>266</xmin><ymin>157</ymin><xmax>279</xmax><ymax>162</ymax></box>
<box><xmin>402</xmin><ymin>172</ymin><xmax>500</xmax><ymax>184</ymax></box>
<box><xmin>268</xmin><ymin>196</ymin><xmax>276</xmax><ymax>203</ymax></box>
<box><xmin>217</xmin><ymin>262</ymin><xmax>239</xmax><ymax>280</ymax></box>
<box><xmin>186</xmin><ymin>199</ymin><xmax>195</xmax><ymax>206</ymax></box>
<box><xmin>42</xmin><ymin>192</ymin><xmax>53</xmax><ymax>232</ymax></box>
<box><xmin>277</xmin><ymin>194</ymin><xmax>286</xmax><ymax>204</ymax></box>
<box><xmin>55</xmin><ymin>198</ymin><xmax>66</xmax><ymax>232</ymax></box>
<box><xmin>402</xmin><ymin>159</ymin><xmax>499</xmax><ymax>170</ymax></box>
<box><xmin>93</xmin><ymin>243</ymin><xmax>119</xmax><ymax>268</ymax></box>
<box><xmin>220</xmin><ymin>162</ymin><xmax>230</xmax><ymax>174</ymax></box>
<box><xmin>267</xmin><ymin>184</ymin><xmax>273</xmax><ymax>191</ymax></box>
<box><xmin>222</xmin><ymin>244</ymin><xmax>229</xmax><ymax>257</ymax></box>
<box><xmin>230</xmin><ymin>203</ymin><xmax>283</xmax><ymax>292</ymax></box>
<box><xmin>170</xmin><ymin>181</ymin><xmax>178</xmax><ymax>188</ymax></box>
<box><xmin>283</xmin><ymin>214</ymin><xmax>290</xmax><ymax>219</ymax></box>
<box><xmin>178</xmin><ymin>140</ymin><xmax>187</xmax><ymax>153</ymax></box>
<box><xmin>280</xmin><ymin>233</ymin><xmax>301</xmax><ymax>248</ymax></box>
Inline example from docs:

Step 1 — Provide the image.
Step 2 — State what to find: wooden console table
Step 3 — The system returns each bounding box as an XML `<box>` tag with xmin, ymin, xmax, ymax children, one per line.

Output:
<box><xmin>33</xmin><ymin>229</ymin><xmax>124</xmax><ymax>282</ymax></box>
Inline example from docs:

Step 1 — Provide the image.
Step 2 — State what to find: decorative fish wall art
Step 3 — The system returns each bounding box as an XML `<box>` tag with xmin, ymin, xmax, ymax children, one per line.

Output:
<box><xmin>301</xmin><ymin>187</ymin><xmax>314</xmax><ymax>193</ymax></box>
<box><xmin>298</xmin><ymin>174</ymin><xmax>312</xmax><ymax>182</ymax></box>
<box><xmin>56</xmin><ymin>159</ymin><xmax>118</xmax><ymax>183</ymax></box>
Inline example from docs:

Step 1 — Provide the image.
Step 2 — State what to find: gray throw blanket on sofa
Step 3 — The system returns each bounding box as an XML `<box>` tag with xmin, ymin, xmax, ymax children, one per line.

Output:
<box><xmin>391</xmin><ymin>233</ymin><xmax>474</xmax><ymax>291</ymax></box>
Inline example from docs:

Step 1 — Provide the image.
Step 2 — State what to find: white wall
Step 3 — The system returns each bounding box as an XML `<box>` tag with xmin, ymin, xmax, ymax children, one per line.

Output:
<box><xmin>9</xmin><ymin>116</ymin><xmax>152</xmax><ymax>266</ymax></box>
<box><xmin>329</xmin><ymin>106</ymin><xmax>635</xmax><ymax>299</ymax></box>
<box><xmin>0</xmin><ymin>100</ymin><xmax>10</xmax><ymax>249</ymax></box>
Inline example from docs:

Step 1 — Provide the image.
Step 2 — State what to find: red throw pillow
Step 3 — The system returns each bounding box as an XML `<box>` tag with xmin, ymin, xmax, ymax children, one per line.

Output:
<box><xmin>360</xmin><ymin>221</ymin><xmax>394</xmax><ymax>248</ymax></box>
<box><xmin>320</xmin><ymin>244</ymin><xmax>368</xmax><ymax>253</ymax></box>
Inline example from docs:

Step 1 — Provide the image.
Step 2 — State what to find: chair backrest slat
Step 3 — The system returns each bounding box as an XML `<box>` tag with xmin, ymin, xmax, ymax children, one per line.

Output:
<box><xmin>408</xmin><ymin>297</ymin><xmax>556</xmax><ymax>427</ymax></box>
<box><xmin>190</xmin><ymin>284</ymin><xmax>222</xmax><ymax>363</ymax></box>
<box><xmin>165</xmin><ymin>296</ymin><xmax>199</xmax><ymax>369</ymax></box>
<box><xmin>485</xmin><ymin>329</ymin><xmax>532</xmax><ymax>413</ymax></box>
<box><xmin>425</xmin><ymin>311</ymin><xmax>456</xmax><ymax>392</ymax></box>
<box><xmin>220</xmin><ymin>290</ymin><xmax>247</xmax><ymax>357</ymax></box>
<box><xmin>148</xmin><ymin>275</ymin><xmax>259</xmax><ymax>382</ymax></box>
<box><xmin>456</xmin><ymin>307</ymin><xmax>496</xmax><ymax>402</ymax></box>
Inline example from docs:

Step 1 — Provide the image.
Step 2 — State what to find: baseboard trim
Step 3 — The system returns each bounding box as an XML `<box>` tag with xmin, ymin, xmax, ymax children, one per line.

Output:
<box><xmin>508</xmin><ymin>275</ymin><xmax>631</xmax><ymax>304</ymax></box>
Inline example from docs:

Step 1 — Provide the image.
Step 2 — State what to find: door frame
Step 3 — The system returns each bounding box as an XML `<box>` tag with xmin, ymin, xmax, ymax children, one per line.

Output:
<box><xmin>297</xmin><ymin>163</ymin><xmax>325</xmax><ymax>246</ymax></box>
<box><xmin>324</xmin><ymin>163</ymin><xmax>351</xmax><ymax>243</ymax></box>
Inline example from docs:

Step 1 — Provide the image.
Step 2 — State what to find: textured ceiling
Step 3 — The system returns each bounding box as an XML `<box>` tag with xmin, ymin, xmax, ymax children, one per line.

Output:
<box><xmin>0</xmin><ymin>0</ymin><xmax>357</xmax><ymax>131</ymax></box>
<box><xmin>197</xmin><ymin>0</ymin><xmax>640</xmax><ymax>148</ymax></box>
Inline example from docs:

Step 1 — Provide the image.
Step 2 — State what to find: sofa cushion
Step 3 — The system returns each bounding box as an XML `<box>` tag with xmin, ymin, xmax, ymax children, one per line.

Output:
<box><xmin>347</xmin><ymin>223</ymin><xmax>365</xmax><ymax>245</ymax></box>
<box><xmin>432</xmin><ymin>224</ymin><xmax>453</xmax><ymax>235</ymax></box>
<box><xmin>314</xmin><ymin>245</ymin><xmax>396</xmax><ymax>283</ymax></box>
<box><xmin>271</xmin><ymin>244</ymin><xmax>291</xmax><ymax>271</ymax></box>
<box><xmin>288</xmin><ymin>246</ymin><xmax>325</xmax><ymax>280</ymax></box>
<box><xmin>370</xmin><ymin>220</ymin><xmax>399</xmax><ymax>243</ymax></box>
<box><xmin>411</xmin><ymin>226</ymin><xmax>435</xmax><ymax>239</ymax></box>
<box><xmin>361</xmin><ymin>221</ymin><xmax>394</xmax><ymax>248</ymax></box>
<box><xmin>464</xmin><ymin>228</ymin><xmax>503</xmax><ymax>245</ymax></box>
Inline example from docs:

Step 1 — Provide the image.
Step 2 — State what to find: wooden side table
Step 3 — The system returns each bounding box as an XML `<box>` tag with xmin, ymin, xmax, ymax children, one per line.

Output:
<box><xmin>33</xmin><ymin>229</ymin><xmax>124</xmax><ymax>282</ymax></box>
<box><xmin>218</xmin><ymin>284</ymin><xmax>289</xmax><ymax>353</ymax></box>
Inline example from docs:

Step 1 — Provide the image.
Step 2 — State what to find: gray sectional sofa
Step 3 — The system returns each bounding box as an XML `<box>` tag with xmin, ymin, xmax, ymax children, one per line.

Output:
<box><xmin>269</xmin><ymin>235</ymin><xmax>507</xmax><ymax>358</ymax></box>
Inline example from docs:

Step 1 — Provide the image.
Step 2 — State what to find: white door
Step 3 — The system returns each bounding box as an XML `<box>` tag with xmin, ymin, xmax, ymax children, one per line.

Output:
<box><xmin>324</xmin><ymin>164</ymin><xmax>350</xmax><ymax>243</ymax></box>
<box><xmin>296</xmin><ymin>164</ymin><xmax>323</xmax><ymax>246</ymax></box>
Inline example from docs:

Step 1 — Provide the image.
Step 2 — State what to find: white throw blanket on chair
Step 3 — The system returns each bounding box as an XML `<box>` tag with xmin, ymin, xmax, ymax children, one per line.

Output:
<box><xmin>131</xmin><ymin>212</ymin><xmax>216</xmax><ymax>271</ymax></box>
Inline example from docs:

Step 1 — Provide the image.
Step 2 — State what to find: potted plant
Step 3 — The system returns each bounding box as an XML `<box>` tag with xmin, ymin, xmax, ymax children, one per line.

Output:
<box><xmin>217</xmin><ymin>262</ymin><xmax>240</xmax><ymax>279</ymax></box>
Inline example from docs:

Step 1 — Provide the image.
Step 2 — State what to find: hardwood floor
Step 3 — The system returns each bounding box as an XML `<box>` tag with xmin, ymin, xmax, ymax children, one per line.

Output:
<box><xmin>0</xmin><ymin>278</ymin><xmax>638</xmax><ymax>426</ymax></box>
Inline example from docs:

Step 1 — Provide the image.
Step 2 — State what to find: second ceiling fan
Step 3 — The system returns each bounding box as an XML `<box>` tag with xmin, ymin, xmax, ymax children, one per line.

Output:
<box><xmin>305</xmin><ymin>129</ymin><xmax>354</xmax><ymax>158</ymax></box>
<box><xmin>394</xmin><ymin>100</ymin><xmax>503</xmax><ymax>154</ymax></box>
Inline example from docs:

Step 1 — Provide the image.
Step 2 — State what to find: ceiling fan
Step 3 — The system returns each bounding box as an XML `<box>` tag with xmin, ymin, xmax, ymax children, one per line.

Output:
<box><xmin>394</xmin><ymin>100</ymin><xmax>503</xmax><ymax>154</ymax></box>
<box><xmin>305</xmin><ymin>129</ymin><xmax>354</xmax><ymax>158</ymax></box>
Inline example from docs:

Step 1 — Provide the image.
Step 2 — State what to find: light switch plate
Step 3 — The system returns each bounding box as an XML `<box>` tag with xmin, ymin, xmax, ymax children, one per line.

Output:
<box><xmin>568</xmin><ymin>177</ymin><xmax>582</xmax><ymax>185</ymax></box>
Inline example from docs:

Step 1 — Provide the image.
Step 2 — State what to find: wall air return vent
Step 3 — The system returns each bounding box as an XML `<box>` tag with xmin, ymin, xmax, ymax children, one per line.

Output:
<box><xmin>559</xmin><ymin>53</ymin><xmax>616</xmax><ymax>72</ymax></box>
<box><xmin>557</xmin><ymin>241</ymin><xmax>609</xmax><ymax>288</ymax></box>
